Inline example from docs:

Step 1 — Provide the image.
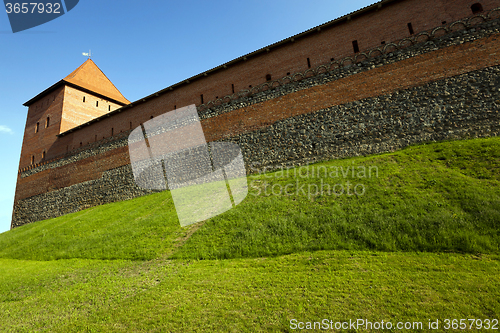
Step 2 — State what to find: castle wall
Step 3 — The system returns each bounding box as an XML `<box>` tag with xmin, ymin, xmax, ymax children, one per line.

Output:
<box><xmin>11</xmin><ymin>18</ymin><xmax>500</xmax><ymax>228</ymax></box>
<box><xmin>17</xmin><ymin>0</ymin><xmax>500</xmax><ymax>172</ymax></box>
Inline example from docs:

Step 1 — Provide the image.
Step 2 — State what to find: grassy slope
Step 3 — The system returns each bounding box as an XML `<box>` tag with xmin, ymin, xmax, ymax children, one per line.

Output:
<box><xmin>0</xmin><ymin>137</ymin><xmax>499</xmax><ymax>332</ymax></box>
<box><xmin>1</xmin><ymin>137</ymin><xmax>498</xmax><ymax>261</ymax></box>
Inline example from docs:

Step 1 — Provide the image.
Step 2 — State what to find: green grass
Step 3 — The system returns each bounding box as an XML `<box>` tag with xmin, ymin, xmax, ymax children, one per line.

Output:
<box><xmin>1</xmin><ymin>252</ymin><xmax>499</xmax><ymax>332</ymax></box>
<box><xmin>0</xmin><ymin>137</ymin><xmax>499</xmax><ymax>332</ymax></box>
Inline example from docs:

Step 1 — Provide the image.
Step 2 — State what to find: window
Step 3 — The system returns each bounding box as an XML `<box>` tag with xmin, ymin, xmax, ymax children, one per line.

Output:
<box><xmin>42</xmin><ymin>151</ymin><xmax>46</xmax><ymax>159</ymax></box>
<box><xmin>307</xmin><ymin>58</ymin><xmax>311</xmax><ymax>68</ymax></box>
<box><xmin>266</xmin><ymin>74</ymin><xmax>272</xmax><ymax>81</ymax></box>
<box><xmin>200</xmin><ymin>94</ymin><xmax>204</xmax><ymax>104</ymax></box>
<box><xmin>95</xmin><ymin>135</ymin><xmax>97</xmax><ymax>141</ymax></box>
<box><xmin>111</xmin><ymin>128</ymin><xmax>114</xmax><ymax>136</ymax></box>
<box><xmin>381</xmin><ymin>41</ymin><xmax>386</xmax><ymax>45</ymax></box>
<box><xmin>287</xmin><ymin>72</ymin><xmax>290</xmax><ymax>76</ymax></box>
<box><xmin>232</xmin><ymin>84</ymin><xmax>235</xmax><ymax>93</ymax></box>
<box><xmin>45</xmin><ymin>117</ymin><xmax>50</xmax><ymax>128</ymax></box>
<box><xmin>352</xmin><ymin>40</ymin><xmax>360</xmax><ymax>53</ymax></box>
<box><xmin>83</xmin><ymin>96</ymin><xmax>86</xmax><ymax>102</ymax></box>
<box><xmin>442</xmin><ymin>21</ymin><xmax>447</xmax><ymax>24</ymax></box>
<box><xmin>330</xmin><ymin>58</ymin><xmax>334</xmax><ymax>61</ymax></box>
<box><xmin>96</xmin><ymin>101</ymin><xmax>99</xmax><ymax>107</ymax></box>
<box><xmin>407</xmin><ymin>22</ymin><xmax>414</xmax><ymax>35</ymax></box>
<box><xmin>150</xmin><ymin>116</ymin><xmax>154</xmax><ymax>119</ymax></box>
<box><xmin>471</xmin><ymin>3</ymin><xmax>483</xmax><ymax>14</ymax></box>
<box><xmin>35</xmin><ymin>122</ymin><xmax>39</xmax><ymax>133</ymax></box>
<box><xmin>30</xmin><ymin>155</ymin><xmax>34</xmax><ymax>165</ymax></box>
<box><xmin>80</xmin><ymin>142</ymin><xmax>82</xmax><ymax>147</ymax></box>
<box><xmin>108</xmin><ymin>105</ymin><xmax>111</xmax><ymax>111</ymax></box>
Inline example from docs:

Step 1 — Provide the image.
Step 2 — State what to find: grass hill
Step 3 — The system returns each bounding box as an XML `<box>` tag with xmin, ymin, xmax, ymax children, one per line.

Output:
<box><xmin>0</xmin><ymin>137</ymin><xmax>499</xmax><ymax>332</ymax></box>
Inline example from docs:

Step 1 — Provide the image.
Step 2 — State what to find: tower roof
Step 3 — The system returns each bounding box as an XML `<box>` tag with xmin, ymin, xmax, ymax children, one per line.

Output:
<box><xmin>24</xmin><ymin>59</ymin><xmax>130</xmax><ymax>106</ymax></box>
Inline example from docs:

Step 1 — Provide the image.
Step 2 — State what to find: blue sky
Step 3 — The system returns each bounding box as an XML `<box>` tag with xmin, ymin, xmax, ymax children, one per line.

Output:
<box><xmin>0</xmin><ymin>0</ymin><xmax>377</xmax><ymax>233</ymax></box>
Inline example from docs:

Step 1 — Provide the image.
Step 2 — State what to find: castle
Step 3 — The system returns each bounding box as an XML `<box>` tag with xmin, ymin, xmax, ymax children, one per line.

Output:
<box><xmin>12</xmin><ymin>0</ymin><xmax>500</xmax><ymax>228</ymax></box>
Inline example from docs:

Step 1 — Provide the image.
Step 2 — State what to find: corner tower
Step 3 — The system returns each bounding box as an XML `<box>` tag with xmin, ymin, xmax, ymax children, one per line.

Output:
<box><xmin>18</xmin><ymin>59</ymin><xmax>130</xmax><ymax>169</ymax></box>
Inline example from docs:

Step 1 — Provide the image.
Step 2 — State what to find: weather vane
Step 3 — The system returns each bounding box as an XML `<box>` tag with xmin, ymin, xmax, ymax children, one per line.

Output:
<box><xmin>82</xmin><ymin>50</ymin><xmax>92</xmax><ymax>59</ymax></box>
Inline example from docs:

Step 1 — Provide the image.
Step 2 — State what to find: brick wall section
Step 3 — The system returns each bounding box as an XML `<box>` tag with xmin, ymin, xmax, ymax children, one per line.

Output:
<box><xmin>60</xmin><ymin>86</ymin><xmax>123</xmax><ymax>134</ymax></box>
<box><xmin>202</xmin><ymin>32</ymin><xmax>500</xmax><ymax>142</ymax></box>
<box><xmin>18</xmin><ymin>86</ymin><xmax>65</xmax><ymax>167</ymax></box>
<box><xmin>13</xmin><ymin>23</ymin><xmax>500</xmax><ymax>208</ymax></box>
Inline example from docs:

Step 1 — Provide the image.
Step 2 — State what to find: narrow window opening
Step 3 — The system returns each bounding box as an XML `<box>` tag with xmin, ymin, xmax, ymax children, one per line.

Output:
<box><xmin>407</xmin><ymin>22</ymin><xmax>414</xmax><ymax>35</ymax></box>
<box><xmin>330</xmin><ymin>58</ymin><xmax>334</xmax><ymax>61</ymax></box>
<box><xmin>352</xmin><ymin>40</ymin><xmax>360</xmax><ymax>53</ymax></box>
<box><xmin>442</xmin><ymin>21</ymin><xmax>447</xmax><ymax>24</ymax></box>
<box><xmin>471</xmin><ymin>3</ymin><xmax>483</xmax><ymax>14</ymax></box>
<box><xmin>95</xmin><ymin>134</ymin><xmax>97</xmax><ymax>141</ymax></box>
<box><xmin>307</xmin><ymin>58</ymin><xmax>311</xmax><ymax>68</ymax></box>
<box><xmin>215</xmin><ymin>96</ymin><xmax>218</xmax><ymax>99</ymax></box>
<box><xmin>266</xmin><ymin>74</ymin><xmax>272</xmax><ymax>81</ymax></box>
<box><xmin>108</xmin><ymin>105</ymin><xmax>111</xmax><ymax>111</ymax></box>
<box><xmin>200</xmin><ymin>94</ymin><xmax>204</xmax><ymax>104</ymax></box>
<box><xmin>31</xmin><ymin>155</ymin><xmax>34</xmax><ymax>165</ymax></box>
<box><xmin>174</xmin><ymin>105</ymin><xmax>176</xmax><ymax>110</ymax></box>
<box><xmin>150</xmin><ymin>116</ymin><xmax>154</xmax><ymax>119</ymax></box>
<box><xmin>381</xmin><ymin>41</ymin><xmax>386</xmax><ymax>45</ymax></box>
<box><xmin>83</xmin><ymin>96</ymin><xmax>85</xmax><ymax>102</ymax></box>
<box><xmin>249</xmin><ymin>85</ymin><xmax>252</xmax><ymax>88</ymax></box>
<box><xmin>286</xmin><ymin>72</ymin><xmax>290</xmax><ymax>76</ymax></box>
<box><xmin>111</xmin><ymin>128</ymin><xmax>114</xmax><ymax>136</ymax></box>
<box><xmin>231</xmin><ymin>84</ymin><xmax>235</xmax><ymax>93</ymax></box>
<box><xmin>42</xmin><ymin>151</ymin><xmax>46</xmax><ymax>159</ymax></box>
<box><xmin>35</xmin><ymin>122</ymin><xmax>39</xmax><ymax>133</ymax></box>
<box><xmin>80</xmin><ymin>142</ymin><xmax>82</xmax><ymax>147</ymax></box>
<box><xmin>96</xmin><ymin>101</ymin><xmax>99</xmax><ymax>107</ymax></box>
<box><xmin>45</xmin><ymin>117</ymin><xmax>50</xmax><ymax>128</ymax></box>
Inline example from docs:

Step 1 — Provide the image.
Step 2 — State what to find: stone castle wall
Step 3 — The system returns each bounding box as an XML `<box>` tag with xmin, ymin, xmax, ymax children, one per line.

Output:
<box><xmin>11</xmin><ymin>16</ymin><xmax>500</xmax><ymax>228</ymax></box>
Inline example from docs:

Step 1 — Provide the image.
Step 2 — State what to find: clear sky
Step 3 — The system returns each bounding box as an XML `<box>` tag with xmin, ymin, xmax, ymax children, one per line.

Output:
<box><xmin>0</xmin><ymin>0</ymin><xmax>377</xmax><ymax>234</ymax></box>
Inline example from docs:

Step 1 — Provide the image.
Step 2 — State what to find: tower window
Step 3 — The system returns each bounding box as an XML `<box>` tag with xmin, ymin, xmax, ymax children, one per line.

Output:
<box><xmin>407</xmin><ymin>22</ymin><xmax>414</xmax><ymax>35</ymax></box>
<box><xmin>35</xmin><ymin>122</ymin><xmax>39</xmax><ymax>133</ymax></box>
<box><xmin>307</xmin><ymin>58</ymin><xmax>311</xmax><ymax>68</ymax></box>
<box><xmin>42</xmin><ymin>151</ymin><xmax>45</xmax><ymax>159</ymax></box>
<box><xmin>266</xmin><ymin>74</ymin><xmax>272</xmax><ymax>81</ymax></box>
<box><xmin>232</xmin><ymin>84</ymin><xmax>235</xmax><ymax>93</ymax></box>
<box><xmin>96</xmin><ymin>101</ymin><xmax>99</xmax><ymax>107</ymax></box>
<box><xmin>31</xmin><ymin>155</ymin><xmax>34</xmax><ymax>165</ymax></box>
<box><xmin>80</xmin><ymin>142</ymin><xmax>82</xmax><ymax>147</ymax></box>
<box><xmin>471</xmin><ymin>3</ymin><xmax>483</xmax><ymax>14</ymax></box>
<box><xmin>200</xmin><ymin>94</ymin><xmax>204</xmax><ymax>104</ymax></box>
<box><xmin>111</xmin><ymin>128</ymin><xmax>114</xmax><ymax>136</ymax></box>
<box><xmin>83</xmin><ymin>96</ymin><xmax>85</xmax><ymax>102</ymax></box>
<box><xmin>45</xmin><ymin>117</ymin><xmax>50</xmax><ymax>128</ymax></box>
<box><xmin>381</xmin><ymin>41</ymin><xmax>386</xmax><ymax>45</ymax></box>
<box><xmin>108</xmin><ymin>105</ymin><xmax>111</xmax><ymax>111</ymax></box>
<box><xmin>352</xmin><ymin>40</ymin><xmax>360</xmax><ymax>53</ymax></box>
